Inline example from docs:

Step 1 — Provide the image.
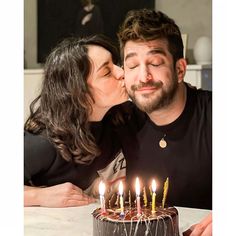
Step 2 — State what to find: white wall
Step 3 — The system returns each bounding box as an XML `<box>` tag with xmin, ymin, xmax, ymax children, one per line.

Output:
<box><xmin>24</xmin><ymin>69</ymin><xmax>44</xmax><ymax>121</ymax></box>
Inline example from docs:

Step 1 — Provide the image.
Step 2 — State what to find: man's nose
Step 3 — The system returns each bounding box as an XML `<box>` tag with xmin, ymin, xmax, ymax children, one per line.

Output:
<box><xmin>139</xmin><ymin>65</ymin><xmax>152</xmax><ymax>83</ymax></box>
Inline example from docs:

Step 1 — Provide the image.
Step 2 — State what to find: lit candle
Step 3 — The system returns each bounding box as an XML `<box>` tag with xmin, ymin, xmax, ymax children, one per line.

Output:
<box><xmin>135</xmin><ymin>177</ymin><xmax>141</xmax><ymax>216</ymax></box>
<box><xmin>151</xmin><ymin>179</ymin><xmax>157</xmax><ymax>213</ymax></box>
<box><xmin>119</xmin><ymin>181</ymin><xmax>124</xmax><ymax>215</ymax></box>
<box><xmin>99</xmin><ymin>181</ymin><xmax>106</xmax><ymax>214</ymax></box>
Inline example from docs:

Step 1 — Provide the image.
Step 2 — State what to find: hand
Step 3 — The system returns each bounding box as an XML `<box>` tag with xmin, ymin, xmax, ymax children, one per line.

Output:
<box><xmin>24</xmin><ymin>182</ymin><xmax>96</xmax><ymax>207</ymax></box>
<box><xmin>183</xmin><ymin>212</ymin><xmax>212</xmax><ymax>236</ymax></box>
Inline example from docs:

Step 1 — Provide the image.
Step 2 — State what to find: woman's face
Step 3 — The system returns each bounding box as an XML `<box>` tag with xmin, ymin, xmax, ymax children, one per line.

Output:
<box><xmin>87</xmin><ymin>45</ymin><xmax>128</xmax><ymax>112</ymax></box>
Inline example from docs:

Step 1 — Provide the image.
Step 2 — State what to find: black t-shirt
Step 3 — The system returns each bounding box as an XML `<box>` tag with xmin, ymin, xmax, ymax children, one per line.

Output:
<box><xmin>118</xmin><ymin>85</ymin><xmax>212</xmax><ymax>209</ymax></box>
<box><xmin>24</xmin><ymin>108</ymin><xmax>127</xmax><ymax>196</ymax></box>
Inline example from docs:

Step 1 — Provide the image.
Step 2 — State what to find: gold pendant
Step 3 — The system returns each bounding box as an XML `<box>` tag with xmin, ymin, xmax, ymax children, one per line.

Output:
<box><xmin>159</xmin><ymin>136</ymin><xmax>167</xmax><ymax>148</ymax></box>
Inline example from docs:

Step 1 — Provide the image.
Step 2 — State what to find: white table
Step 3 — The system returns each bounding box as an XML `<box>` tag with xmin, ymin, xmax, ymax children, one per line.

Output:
<box><xmin>24</xmin><ymin>203</ymin><xmax>211</xmax><ymax>236</ymax></box>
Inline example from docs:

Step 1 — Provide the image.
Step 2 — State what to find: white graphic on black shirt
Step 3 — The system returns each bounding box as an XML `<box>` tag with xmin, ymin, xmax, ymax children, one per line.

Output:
<box><xmin>84</xmin><ymin>150</ymin><xmax>126</xmax><ymax>197</ymax></box>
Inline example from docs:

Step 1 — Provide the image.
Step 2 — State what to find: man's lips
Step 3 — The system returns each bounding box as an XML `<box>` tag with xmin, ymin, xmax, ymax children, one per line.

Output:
<box><xmin>137</xmin><ymin>86</ymin><xmax>156</xmax><ymax>90</ymax></box>
<box><xmin>136</xmin><ymin>86</ymin><xmax>158</xmax><ymax>92</ymax></box>
<box><xmin>131</xmin><ymin>81</ymin><xmax>163</xmax><ymax>92</ymax></box>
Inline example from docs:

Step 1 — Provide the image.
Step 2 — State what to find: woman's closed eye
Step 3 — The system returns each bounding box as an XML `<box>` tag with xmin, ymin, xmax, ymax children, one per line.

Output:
<box><xmin>102</xmin><ymin>68</ymin><xmax>111</xmax><ymax>77</ymax></box>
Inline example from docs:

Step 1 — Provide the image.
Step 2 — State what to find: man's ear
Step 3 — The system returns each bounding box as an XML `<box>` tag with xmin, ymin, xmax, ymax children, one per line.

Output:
<box><xmin>175</xmin><ymin>58</ymin><xmax>187</xmax><ymax>83</ymax></box>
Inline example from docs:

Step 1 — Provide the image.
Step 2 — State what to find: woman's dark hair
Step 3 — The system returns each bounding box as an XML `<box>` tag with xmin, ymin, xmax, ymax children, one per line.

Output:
<box><xmin>24</xmin><ymin>35</ymin><xmax>120</xmax><ymax>165</ymax></box>
<box><xmin>118</xmin><ymin>9</ymin><xmax>184</xmax><ymax>64</ymax></box>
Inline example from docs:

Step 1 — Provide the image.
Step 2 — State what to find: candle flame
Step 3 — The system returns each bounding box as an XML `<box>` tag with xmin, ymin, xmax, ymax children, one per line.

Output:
<box><xmin>151</xmin><ymin>179</ymin><xmax>157</xmax><ymax>192</ymax></box>
<box><xmin>99</xmin><ymin>181</ymin><xmax>105</xmax><ymax>196</ymax></box>
<box><xmin>135</xmin><ymin>177</ymin><xmax>140</xmax><ymax>196</ymax></box>
<box><xmin>119</xmin><ymin>181</ymin><xmax>123</xmax><ymax>195</ymax></box>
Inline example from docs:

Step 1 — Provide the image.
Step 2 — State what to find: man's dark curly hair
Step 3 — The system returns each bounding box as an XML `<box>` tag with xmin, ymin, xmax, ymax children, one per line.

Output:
<box><xmin>118</xmin><ymin>9</ymin><xmax>184</xmax><ymax>64</ymax></box>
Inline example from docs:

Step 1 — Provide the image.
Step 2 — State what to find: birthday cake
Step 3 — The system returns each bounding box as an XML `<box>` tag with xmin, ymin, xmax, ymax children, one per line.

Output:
<box><xmin>92</xmin><ymin>205</ymin><xmax>179</xmax><ymax>236</ymax></box>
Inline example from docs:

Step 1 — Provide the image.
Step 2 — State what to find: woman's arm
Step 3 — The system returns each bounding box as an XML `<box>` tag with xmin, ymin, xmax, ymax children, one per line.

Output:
<box><xmin>24</xmin><ymin>182</ymin><xmax>96</xmax><ymax>207</ymax></box>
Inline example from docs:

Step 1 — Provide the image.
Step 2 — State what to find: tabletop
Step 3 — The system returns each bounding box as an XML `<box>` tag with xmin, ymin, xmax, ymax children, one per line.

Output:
<box><xmin>24</xmin><ymin>203</ymin><xmax>211</xmax><ymax>236</ymax></box>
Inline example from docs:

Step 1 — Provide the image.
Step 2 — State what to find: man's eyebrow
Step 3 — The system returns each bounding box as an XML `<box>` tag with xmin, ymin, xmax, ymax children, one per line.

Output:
<box><xmin>124</xmin><ymin>52</ymin><xmax>137</xmax><ymax>61</ymax></box>
<box><xmin>124</xmin><ymin>48</ymin><xmax>166</xmax><ymax>61</ymax></box>
<box><xmin>148</xmin><ymin>48</ymin><xmax>166</xmax><ymax>56</ymax></box>
<box><xmin>97</xmin><ymin>61</ymin><xmax>109</xmax><ymax>72</ymax></box>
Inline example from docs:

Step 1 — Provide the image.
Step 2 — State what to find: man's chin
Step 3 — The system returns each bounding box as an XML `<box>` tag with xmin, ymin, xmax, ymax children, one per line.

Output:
<box><xmin>132</xmin><ymin>100</ymin><xmax>153</xmax><ymax>113</ymax></box>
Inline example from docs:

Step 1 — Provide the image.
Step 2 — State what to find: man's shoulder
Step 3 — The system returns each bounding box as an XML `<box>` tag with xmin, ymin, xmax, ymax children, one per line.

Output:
<box><xmin>195</xmin><ymin>88</ymin><xmax>212</xmax><ymax>107</ymax></box>
<box><xmin>196</xmin><ymin>88</ymin><xmax>212</xmax><ymax>96</ymax></box>
<box><xmin>187</xmin><ymin>84</ymin><xmax>212</xmax><ymax>104</ymax></box>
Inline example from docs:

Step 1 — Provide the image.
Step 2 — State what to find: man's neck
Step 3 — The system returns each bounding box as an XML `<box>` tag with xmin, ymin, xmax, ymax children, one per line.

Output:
<box><xmin>148</xmin><ymin>83</ymin><xmax>187</xmax><ymax>126</ymax></box>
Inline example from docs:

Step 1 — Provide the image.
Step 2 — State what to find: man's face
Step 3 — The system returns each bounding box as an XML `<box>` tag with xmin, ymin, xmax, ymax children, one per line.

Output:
<box><xmin>123</xmin><ymin>39</ymin><xmax>180</xmax><ymax>113</ymax></box>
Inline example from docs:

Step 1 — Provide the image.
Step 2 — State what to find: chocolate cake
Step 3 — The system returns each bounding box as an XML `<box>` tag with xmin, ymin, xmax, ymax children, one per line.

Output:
<box><xmin>92</xmin><ymin>205</ymin><xmax>179</xmax><ymax>236</ymax></box>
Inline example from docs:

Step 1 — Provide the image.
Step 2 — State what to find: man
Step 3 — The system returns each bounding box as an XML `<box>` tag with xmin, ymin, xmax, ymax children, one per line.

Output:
<box><xmin>117</xmin><ymin>9</ymin><xmax>212</xmax><ymax>235</ymax></box>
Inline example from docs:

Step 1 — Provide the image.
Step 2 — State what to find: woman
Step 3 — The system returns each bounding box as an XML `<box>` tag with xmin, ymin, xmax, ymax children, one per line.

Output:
<box><xmin>24</xmin><ymin>35</ymin><xmax>128</xmax><ymax>207</ymax></box>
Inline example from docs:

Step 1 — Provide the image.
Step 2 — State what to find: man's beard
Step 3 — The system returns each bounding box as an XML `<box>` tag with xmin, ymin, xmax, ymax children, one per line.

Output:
<box><xmin>128</xmin><ymin>76</ymin><xmax>178</xmax><ymax>114</ymax></box>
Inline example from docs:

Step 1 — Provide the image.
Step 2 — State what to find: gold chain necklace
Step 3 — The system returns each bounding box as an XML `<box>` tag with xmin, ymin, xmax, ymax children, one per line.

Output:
<box><xmin>159</xmin><ymin>134</ymin><xmax>167</xmax><ymax>148</ymax></box>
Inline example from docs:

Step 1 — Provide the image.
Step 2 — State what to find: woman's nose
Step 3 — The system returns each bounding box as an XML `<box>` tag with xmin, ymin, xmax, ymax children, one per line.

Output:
<box><xmin>114</xmin><ymin>65</ymin><xmax>124</xmax><ymax>80</ymax></box>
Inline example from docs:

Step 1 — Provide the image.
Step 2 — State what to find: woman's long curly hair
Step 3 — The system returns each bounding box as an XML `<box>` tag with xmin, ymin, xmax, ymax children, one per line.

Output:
<box><xmin>24</xmin><ymin>35</ymin><xmax>120</xmax><ymax>165</ymax></box>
